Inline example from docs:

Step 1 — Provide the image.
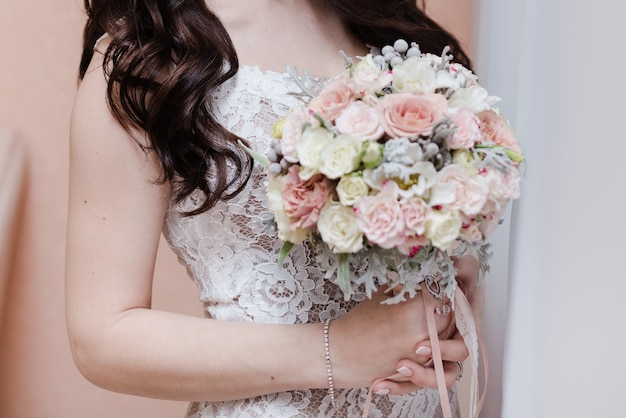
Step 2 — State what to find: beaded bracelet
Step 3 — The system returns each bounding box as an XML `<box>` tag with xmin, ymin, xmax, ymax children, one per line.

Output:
<box><xmin>323</xmin><ymin>319</ymin><xmax>336</xmax><ymax>406</ymax></box>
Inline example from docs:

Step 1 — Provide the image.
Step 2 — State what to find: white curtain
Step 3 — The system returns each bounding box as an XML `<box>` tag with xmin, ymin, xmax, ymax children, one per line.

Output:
<box><xmin>476</xmin><ymin>1</ymin><xmax>626</xmax><ymax>417</ymax></box>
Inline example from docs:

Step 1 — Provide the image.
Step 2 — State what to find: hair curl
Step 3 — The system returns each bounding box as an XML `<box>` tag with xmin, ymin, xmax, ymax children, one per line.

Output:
<box><xmin>79</xmin><ymin>0</ymin><xmax>472</xmax><ymax>216</ymax></box>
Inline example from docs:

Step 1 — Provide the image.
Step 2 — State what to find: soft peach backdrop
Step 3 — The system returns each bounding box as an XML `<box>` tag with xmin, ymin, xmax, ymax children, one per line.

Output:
<box><xmin>0</xmin><ymin>1</ymin><xmax>474</xmax><ymax>417</ymax></box>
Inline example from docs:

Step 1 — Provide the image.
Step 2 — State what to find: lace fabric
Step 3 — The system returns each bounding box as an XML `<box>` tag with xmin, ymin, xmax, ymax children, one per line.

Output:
<box><xmin>163</xmin><ymin>66</ymin><xmax>459</xmax><ymax>418</ymax></box>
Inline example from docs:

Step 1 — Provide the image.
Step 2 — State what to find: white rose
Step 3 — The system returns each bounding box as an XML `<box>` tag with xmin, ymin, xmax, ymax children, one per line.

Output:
<box><xmin>319</xmin><ymin>134</ymin><xmax>362</xmax><ymax>179</ymax></box>
<box><xmin>448</xmin><ymin>85</ymin><xmax>499</xmax><ymax>113</ymax></box>
<box><xmin>391</xmin><ymin>56</ymin><xmax>437</xmax><ymax>93</ymax></box>
<box><xmin>266</xmin><ymin>176</ymin><xmax>309</xmax><ymax>244</ymax></box>
<box><xmin>424</xmin><ymin>209</ymin><xmax>462</xmax><ymax>251</ymax></box>
<box><xmin>296</xmin><ymin>126</ymin><xmax>333</xmax><ymax>172</ymax></box>
<box><xmin>336</xmin><ymin>175</ymin><xmax>370</xmax><ymax>206</ymax></box>
<box><xmin>317</xmin><ymin>200</ymin><xmax>363</xmax><ymax>253</ymax></box>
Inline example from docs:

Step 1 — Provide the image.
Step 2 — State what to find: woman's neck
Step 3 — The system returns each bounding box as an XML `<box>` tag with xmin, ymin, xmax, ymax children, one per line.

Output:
<box><xmin>207</xmin><ymin>0</ymin><xmax>368</xmax><ymax>78</ymax></box>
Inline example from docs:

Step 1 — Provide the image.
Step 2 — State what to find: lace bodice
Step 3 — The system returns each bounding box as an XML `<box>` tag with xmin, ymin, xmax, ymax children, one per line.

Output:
<box><xmin>163</xmin><ymin>65</ymin><xmax>457</xmax><ymax>418</ymax></box>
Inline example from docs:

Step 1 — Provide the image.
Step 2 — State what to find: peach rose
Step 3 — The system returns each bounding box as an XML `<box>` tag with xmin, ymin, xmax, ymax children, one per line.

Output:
<box><xmin>378</xmin><ymin>92</ymin><xmax>448</xmax><ymax>138</ymax></box>
<box><xmin>479</xmin><ymin>166</ymin><xmax>521</xmax><ymax>212</ymax></box>
<box><xmin>477</xmin><ymin>110</ymin><xmax>521</xmax><ymax>152</ymax></box>
<box><xmin>334</xmin><ymin>101</ymin><xmax>385</xmax><ymax>141</ymax></box>
<box><xmin>308</xmin><ymin>77</ymin><xmax>353</xmax><ymax>121</ymax></box>
<box><xmin>448</xmin><ymin>108</ymin><xmax>482</xmax><ymax>149</ymax></box>
<box><xmin>282</xmin><ymin>166</ymin><xmax>333</xmax><ymax>229</ymax></box>
<box><xmin>354</xmin><ymin>181</ymin><xmax>405</xmax><ymax>249</ymax></box>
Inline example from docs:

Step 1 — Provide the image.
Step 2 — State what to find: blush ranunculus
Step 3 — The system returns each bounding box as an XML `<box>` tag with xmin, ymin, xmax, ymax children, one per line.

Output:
<box><xmin>282</xmin><ymin>166</ymin><xmax>333</xmax><ymax>229</ymax></box>
<box><xmin>448</xmin><ymin>108</ymin><xmax>482</xmax><ymax>149</ymax></box>
<box><xmin>308</xmin><ymin>77</ymin><xmax>353</xmax><ymax>121</ymax></box>
<box><xmin>354</xmin><ymin>181</ymin><xmax>405</xmax><ymax>249</ymax></box>
<box><xmin>378</xmin><ymin>92</ymin><xmax>448</xmax><ymax>138</ymax></box>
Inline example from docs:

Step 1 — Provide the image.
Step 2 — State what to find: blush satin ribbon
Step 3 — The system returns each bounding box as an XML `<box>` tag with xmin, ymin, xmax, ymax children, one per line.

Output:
<box><xmin>362</xmin><ymin>286</ymin><xmax>488</xmax><ymax>418</ymax></box>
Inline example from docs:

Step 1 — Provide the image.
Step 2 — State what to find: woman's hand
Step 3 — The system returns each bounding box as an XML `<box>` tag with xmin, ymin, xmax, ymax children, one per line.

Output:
<box><xmin>370</xmin><ymin>337</ymin><xmax>469</xmax><ymax>395</ymax></box>
<box><xmin>329</xmin><ymin>287</ymin><xmax>455</xmax><ymax>390</ymax></box>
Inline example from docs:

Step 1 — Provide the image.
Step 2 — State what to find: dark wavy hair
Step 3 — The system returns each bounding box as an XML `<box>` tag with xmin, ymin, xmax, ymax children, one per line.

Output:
<box><xmin>79</xmin><ymin>0</ymin><xmax>472</xmax><ymax>216</ymax></box>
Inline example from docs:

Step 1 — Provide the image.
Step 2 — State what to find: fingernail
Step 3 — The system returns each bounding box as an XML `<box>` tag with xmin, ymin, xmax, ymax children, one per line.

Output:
<box><xmin>375</xmin><ymin>388</ymin><xmax>390</xmax><ymax>396</ymax></box>
<box><xmin>416</xmin><ymin>346</ymin><xmax>432</xmax><ymax>356</ymax></box>
<box><xmin>397</xmin><ymin>366</ymin><xmax>413</xmax><ymax>377</ymax></box>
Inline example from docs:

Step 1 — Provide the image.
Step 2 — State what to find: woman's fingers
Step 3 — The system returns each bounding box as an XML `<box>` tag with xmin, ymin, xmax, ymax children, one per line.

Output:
<box><xmin>415</xmin><ymin>337</ymin><xmax>469</xmax><ymax>363</ymax></box>
<box><xmin>371</xmin><ymin>359</ymin><xmax>464</xmax><ymax>395</ymax></box>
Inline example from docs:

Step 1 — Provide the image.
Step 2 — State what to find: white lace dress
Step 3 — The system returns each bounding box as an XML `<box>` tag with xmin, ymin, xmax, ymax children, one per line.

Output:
<box><xmin>163</xmin><ymin>66</ymin><xmax>459</xmax><ymax>418</ymax></box>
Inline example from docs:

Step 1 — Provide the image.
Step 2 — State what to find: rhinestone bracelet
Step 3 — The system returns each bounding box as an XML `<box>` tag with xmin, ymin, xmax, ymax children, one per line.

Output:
<box><xmin>323</xmin><ymin>319</ymin><xmax>336</xmax><ymax>406</ymax></box>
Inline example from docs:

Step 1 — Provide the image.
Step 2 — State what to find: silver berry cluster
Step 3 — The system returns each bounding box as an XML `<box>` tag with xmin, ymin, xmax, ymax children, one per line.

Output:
<box><xmin>372</xmin><ymin>39</ymin><xmax>421</xmax><ymax>69</ymax></box>
<box><xmin>267</xmin><ymin>141</ymin><xmax>291</xmax><ymax>176</ymax></box>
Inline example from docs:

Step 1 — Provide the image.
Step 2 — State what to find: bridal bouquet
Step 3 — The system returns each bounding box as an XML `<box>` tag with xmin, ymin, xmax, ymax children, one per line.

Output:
<box><xmin>244</xmin><ymin>40</ymin><xmax>524</xmax><ymax>303</ymax></box>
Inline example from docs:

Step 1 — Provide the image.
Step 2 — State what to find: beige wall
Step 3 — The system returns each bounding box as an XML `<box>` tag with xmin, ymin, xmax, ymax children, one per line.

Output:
<box><xmin>0</xmin><ymin>1</ymin><xmax>473</xmax><ymax>417</ymax></box>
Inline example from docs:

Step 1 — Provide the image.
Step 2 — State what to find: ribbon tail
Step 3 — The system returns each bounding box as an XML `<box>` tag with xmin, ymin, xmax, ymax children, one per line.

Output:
<box><xmin>454</xmin><ymin>287</ymin><xmax>489</xmax><ymax>418</ymax></box>
<box><xmin>423</xmin><ymin>288</ymin><xmax>454</xmax><ymax>418</ymax></box>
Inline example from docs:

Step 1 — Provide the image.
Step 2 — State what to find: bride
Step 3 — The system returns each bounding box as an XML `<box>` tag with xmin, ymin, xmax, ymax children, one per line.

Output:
<box><xmin>66</xmin><ymin>1</ymin><xmax>482</xmax><ymax>416</ymax></box>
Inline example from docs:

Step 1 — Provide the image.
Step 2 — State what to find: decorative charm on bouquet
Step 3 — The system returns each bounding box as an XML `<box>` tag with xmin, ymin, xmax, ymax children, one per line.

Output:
<box><xmin>242</xmin><ymin>39</ymin><xmax>524</xmax><ymax>305</ymax></box>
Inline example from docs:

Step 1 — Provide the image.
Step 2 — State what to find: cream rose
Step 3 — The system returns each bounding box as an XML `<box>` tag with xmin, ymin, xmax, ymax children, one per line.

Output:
<box><xmin>361</xmin><ymin>141</ymin><xmax>384</xmax><ymax>169</ymax></box>
<box><xmin>317</xmin><ymin>200</ymin><xmax>363</xmax><ymax>253</ymax></box>
<box><xmin>295</xmin><ymin>126</ymin><xmax>333</xmax><ymax>175</ymax></box>
<box><xmin>451</xmin><ymin>149</ymin><xmax>479</xmax><ymax>175</ymax></box>
<box><xmin>424</xmin><ymin>209</ymin><xmax>462</xmax><ymax>250</ymax></box>
<box><xmin>334</xmin><ymin>101</ymin><xmax>385</xmax><ymax>141</ymax></box>
<box><xmin>378</xmin><ymin>92</ymin><xmax>448</xmax><ymax>138</ymax></box>
<box><xmin>318</xmin><ymin>134</ymin><xmax>362</xmax><ymax>179</ymax></box>
<box><xmin>336</xmin><ymin>175</ymin><xmax>370</xmax><ymax>206</ymax></box>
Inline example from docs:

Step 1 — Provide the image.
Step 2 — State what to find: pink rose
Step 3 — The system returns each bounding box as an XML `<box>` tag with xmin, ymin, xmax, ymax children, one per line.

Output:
<box><xmin>448</xmin><ymin>108</ymin><xmax>481</xmax><ymax>149</ymax></box>
<box><xmin>477</xmin><ymin>110</ymin><xmax>521</xmax><ymax>152</ymax></box>
<box><xmin>354</xmin><ymin>181</ymin><xmax>405</xmax><ymax>249</ymax></box>
<box><xmin>430</xmin><ymin>165</ymin><xmax>488</xmax><ymax>216</ymax></box>
<box><xmin>308</xmin><ymin>77</ymin><xmax>353</xmax><ymax>121</ymax></box>
<box><xmin>378</xmin><ymin>92</ymin><xmax>448</xmax><ymax>138</ymax></box>
<box><xmin>400</xmin><ymin>197</ymin><xmax>431</xmax><ymax>236</ymax></box>
<box><xmin>282</xmin><ymin>166</ymin><xmax>333</xmax><ymax>229</ymax></box>
<box><xmin>334</xmin><ymin>101</ymin><xmax>385</xmax><ymax>141</ymax></box>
